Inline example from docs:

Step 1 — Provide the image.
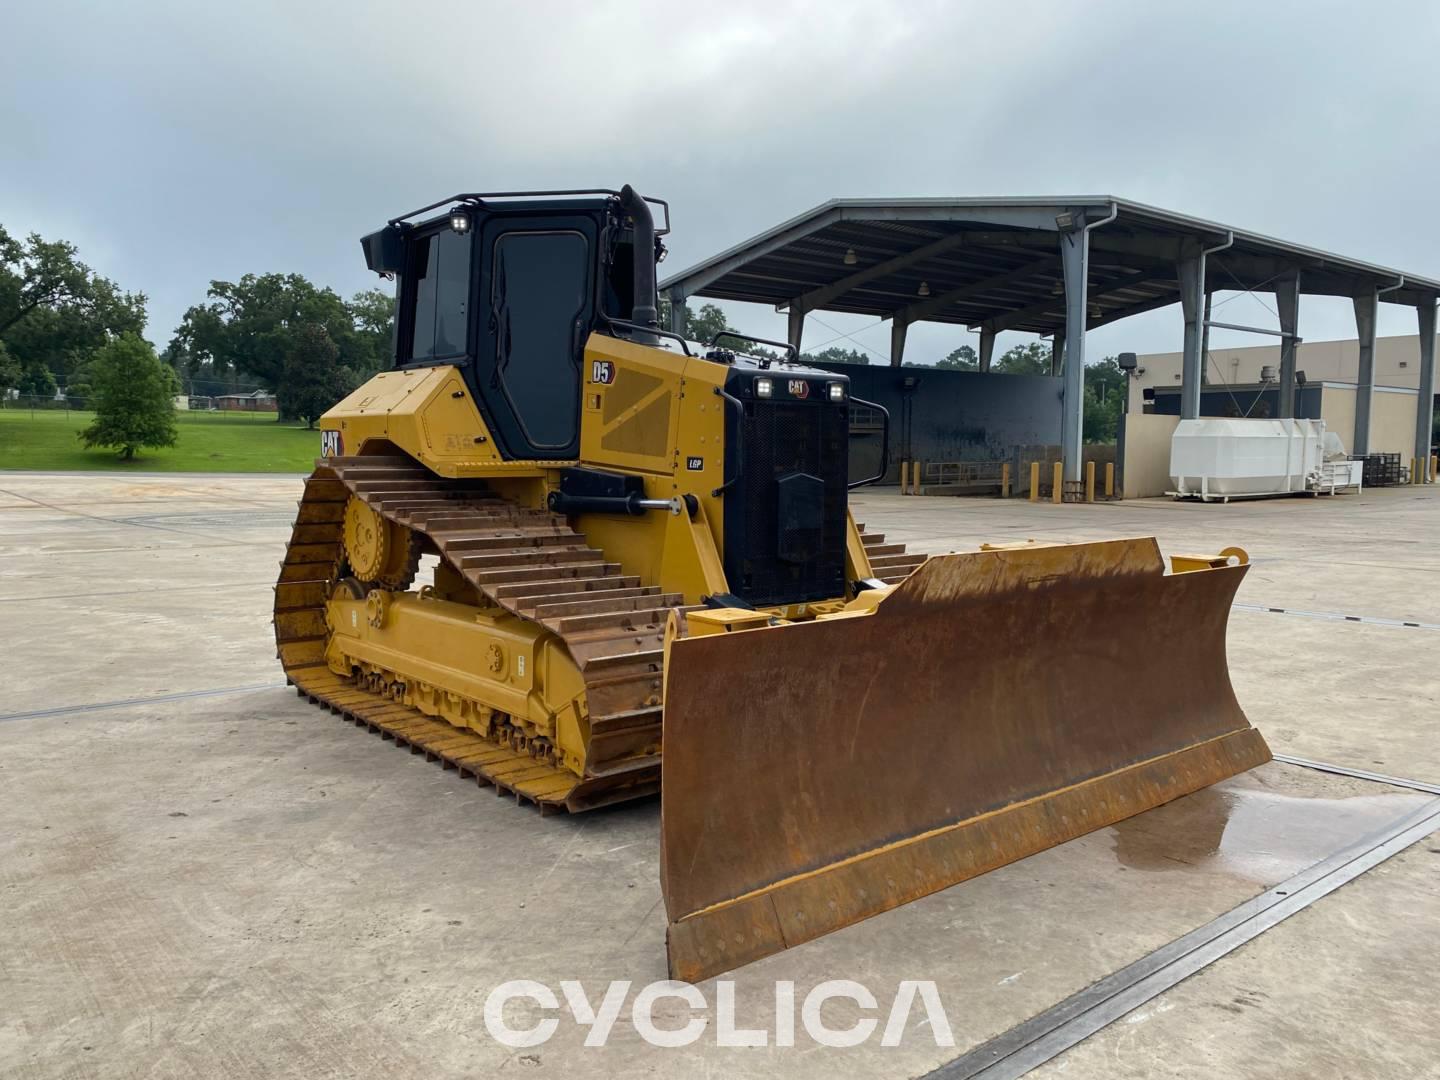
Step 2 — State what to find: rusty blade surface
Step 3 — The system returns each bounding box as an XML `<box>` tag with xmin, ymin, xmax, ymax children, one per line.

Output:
<box><xmin>660</xmin><ymin>537</ymin><xmax>1271</xmax><ymax>981</ymax></box>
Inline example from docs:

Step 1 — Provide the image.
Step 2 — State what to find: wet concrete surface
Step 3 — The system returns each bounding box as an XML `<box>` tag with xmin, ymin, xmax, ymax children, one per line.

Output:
<box><xmin>1</xmin><ymin>473</ymin><xmax>1438</xmax><ymax>1078</ymax></box>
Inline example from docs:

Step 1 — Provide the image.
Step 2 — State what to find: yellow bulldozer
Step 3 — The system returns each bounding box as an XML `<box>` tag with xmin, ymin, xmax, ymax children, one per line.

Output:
<box><xmin>274</xmin><ymin>185</ymin><xmax>1270</xmax><ymax>982</ymax></box>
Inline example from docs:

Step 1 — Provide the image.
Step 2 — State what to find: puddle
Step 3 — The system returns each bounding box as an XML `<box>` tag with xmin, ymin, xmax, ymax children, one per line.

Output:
<box><xmin>1108</xmin><ymin>781</ymin><xmax>1430</xmax><ymax>883</ymax></box>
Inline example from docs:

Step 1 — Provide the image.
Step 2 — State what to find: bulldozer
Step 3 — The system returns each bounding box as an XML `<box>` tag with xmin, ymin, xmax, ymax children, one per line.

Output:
<box><xmin>274</xmin><ymin>185</ymin><xmax>1270</xmax><ymax>982</ymax></box>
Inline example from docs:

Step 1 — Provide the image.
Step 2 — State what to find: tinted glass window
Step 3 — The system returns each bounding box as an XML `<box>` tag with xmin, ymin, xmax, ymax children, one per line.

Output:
<box><xmin>408</xmin><ymin>229</ymin><xmax>471</xmax><ymax>360</ymax></box>
<box><xmin>490</xmin><ymin>231</ymin><xmax>588</xmax><ymax>448</ymax></box>
<box><xmin>409</xmin><ymin>236</ymin><xmax>437</xmax><ymax>359</ymax></box>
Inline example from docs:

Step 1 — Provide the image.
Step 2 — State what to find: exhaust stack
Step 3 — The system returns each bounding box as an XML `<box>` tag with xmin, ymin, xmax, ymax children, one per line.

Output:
<box><xmin>620</xmin><ymin>184</ymin><xmax>659</xmax><ymax>339</ymax></box>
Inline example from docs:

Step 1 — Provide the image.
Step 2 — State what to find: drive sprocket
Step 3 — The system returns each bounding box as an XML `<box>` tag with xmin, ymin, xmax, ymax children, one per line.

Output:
<box><xmin>342</xmin><ymin>494</ymin><xmax>419</xmax><ymax>589</ymax></box>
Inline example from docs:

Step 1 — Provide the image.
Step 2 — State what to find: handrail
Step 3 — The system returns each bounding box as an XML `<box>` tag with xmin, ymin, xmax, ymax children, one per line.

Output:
<box><xmin>389</xmin><ymin>189</ymin><xmax>671</xmax><ymax>234</ymax></box>
<box><xmin>712</xmin><ymin>387</ymin><xmax>746</xmax><ymax>497</ymax></box>
<box><xmin>709</xmin><ymin>331</ymin><xmax>798</xmax><ymax>364</ymax></box>
<box><xmin>600</xmin><ymin>317</ymin><xmax>693</xmax><ymax>355</ymax></box>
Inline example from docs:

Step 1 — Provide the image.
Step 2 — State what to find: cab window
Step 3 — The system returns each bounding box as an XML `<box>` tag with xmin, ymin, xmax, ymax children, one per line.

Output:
<box><xmin>407</xmin><ymin>229</ymin><xmax>472</xmax><ymax>361</ymax></box>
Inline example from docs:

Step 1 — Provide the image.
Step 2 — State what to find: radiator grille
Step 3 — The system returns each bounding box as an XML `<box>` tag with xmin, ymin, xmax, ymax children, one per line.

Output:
<box><xmin>725</xmin><ymin>399</ymin><xmax>848</xmax><ymax>606</ymax></box>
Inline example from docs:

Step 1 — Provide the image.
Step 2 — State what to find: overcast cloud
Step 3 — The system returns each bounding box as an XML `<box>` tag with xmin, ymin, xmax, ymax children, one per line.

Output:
<box><xmin>5</xmin><ymin>0</ymin><xmax>1439</xmax><ymax>364</ymax></box>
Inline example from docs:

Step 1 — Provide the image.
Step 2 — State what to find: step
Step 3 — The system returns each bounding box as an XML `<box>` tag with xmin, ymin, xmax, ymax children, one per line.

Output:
<box><xmin>861</xmin><ymin>532</ymin><xmax>887</xmax><ymax>546</ymax></box>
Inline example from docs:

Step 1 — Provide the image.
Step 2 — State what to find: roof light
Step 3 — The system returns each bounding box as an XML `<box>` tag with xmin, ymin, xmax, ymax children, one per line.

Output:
<box><xmin>449</xmin><ymin>210</ymin><xmax>472</xmax><ymax>235</ymax></box>
<box><xmin>828</xmin><ymin>381</ymin><xmax>846</xmax><ymax>402</ymax></box>
<box><xmin>918</xmin><ymin>281</ymin><xmax>931</xmax><ymax>297</ymax></box>
<box><xmin>843</xmin><ymin>248</ymin><xmax>858</xmax><ymax>266</ymax></box>
<box><xmin>754</xmin><ymin>376</ymin><xmax>773</xmax><ymax>398</ymax></box>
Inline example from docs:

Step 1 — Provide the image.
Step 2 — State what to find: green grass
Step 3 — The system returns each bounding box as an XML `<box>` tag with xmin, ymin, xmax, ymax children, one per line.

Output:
<box><xmin>0</xmin><ymin>407</ymin><xmax>323</xmax><ymax>472</ymax></box>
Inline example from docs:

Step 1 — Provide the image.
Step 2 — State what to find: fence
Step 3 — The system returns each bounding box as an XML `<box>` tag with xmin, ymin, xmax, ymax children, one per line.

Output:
<box><xmin>1</xmin><ymin>394</ymin><xmax>283</xmax><ymax>420</ymax></box>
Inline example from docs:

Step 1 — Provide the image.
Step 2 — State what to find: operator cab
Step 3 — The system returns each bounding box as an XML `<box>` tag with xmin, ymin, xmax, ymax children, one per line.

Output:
<box><xmin>360</xmin><ymin>187</ymin><xmax>668</xmax><ymax>462</ymax></box>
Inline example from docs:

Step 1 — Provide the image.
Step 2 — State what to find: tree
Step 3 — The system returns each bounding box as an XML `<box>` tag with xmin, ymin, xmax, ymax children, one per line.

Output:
<box><xmin>169</xmin><ymin>273</ymin><xmax>359</xmax><ymax>418</ymax></box>
<box><xmin>346</xmin><ymin>288</ymin><xmax>397</xmax><ymax>379</ymax></box>
<box><xmin>282</xmin><ymin>323</ymin><xmax>353</xmax><ymax>429</ymax></box>
<box><xmin>1082</xmin><ymin>356</ymin><xmax>1126</xmax><ymax>443</ymax></box>
<box><xmin>0</xmin><ymin>340</ymin><xmax>17</xmax><ymax>394</ymax></box>
<box><xmin>683</xmin><ymin>302</ymin><xmax>731</xmax><ymax>345</ymax></box>
<box><xmin>992</xmin><ymin>342</ymin><xmax>1053</xmax><ymax>375</ymax></box>
<box><xmin>935</xmin><ymin>345</ymin><xmax>978</xmax><ymax>370</ymax></box>
<box><xmin>79</xmin><ymin>334</ymin><xmax>179</xmax><ymax>460</ymax></box>
<box><xmin>801</xmin><ymin>346</ymin><xmax>870</xmax><ymax>366</ymax></box>
<box><xmin>0</xmin><ymin>226</ymin><xmax>147</xmax><ymax>391</ymax></box>
<box><xmin>16</xmin><ymin>361</ymin><xmax>57</xmax><ymax>399</ymax></box>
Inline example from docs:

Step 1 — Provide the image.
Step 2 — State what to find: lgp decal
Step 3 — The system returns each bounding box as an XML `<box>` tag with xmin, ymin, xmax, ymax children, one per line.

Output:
<box><xmin>686</xmin><ymin>456</ymin><xmax>704</xmax><ymax>471</ymax></box>
<box><xmin>591</xmin><ymin>360</ymin><xmax>616</xmax><ymax>385</ymax></box>
<box><xmin>320</xmin><ymin>430</ymin><xmax>343</xmax><ymax>457</ymax></box>
<box><xmin>787</xmin><ymin>379</ymin><xmax>810</xmax><ymax>399</ymax></box>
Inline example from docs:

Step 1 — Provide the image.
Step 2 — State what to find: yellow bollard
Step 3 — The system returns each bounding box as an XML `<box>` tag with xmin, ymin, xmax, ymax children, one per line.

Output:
<box><xmin>1001</xmin><ymin>462</ymin><xmax>1011</xmax><ymax>498</ymax></box>
<box><xmin>1052</xmin><ymin>461</ymin><xmax>1063</xmax><ymax>505</ymax></box>
<box><xmin>915</xmin><ymin>460</ymin><xmax>924</xmax><ymax>496</ymax></box>
<box><xmin>1029</xmin><ymin>461</ymin><xmax>1039</xmax><ymax>502</ymax></box>
<box><xmin>1431</xmin><ymin>453</ymin><xmax>1438</xmax><ymax>483</ymax></box>
<box><xmin>1105</xmin><ymin>461</ymin><xmax>1115</xmax><ymax>498</ymax></box>
<box><xmin>1085</xmin><ymin>460</ymin><xmax>1096</xmax><ymax>503</ymax></box>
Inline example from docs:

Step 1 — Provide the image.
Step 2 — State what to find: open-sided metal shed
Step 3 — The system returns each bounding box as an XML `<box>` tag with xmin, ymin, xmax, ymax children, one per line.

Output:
<box><xmin>660</xmin><ymin>197</ymin><xmax>1440</xmax><ymax>482</ymax></box>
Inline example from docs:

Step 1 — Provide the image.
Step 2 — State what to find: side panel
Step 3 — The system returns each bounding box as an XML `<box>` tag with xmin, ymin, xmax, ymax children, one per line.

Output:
<box><xmin>575</xmin><ymin>335</ymin><xmax>731</xmax><ymax>604</ymax></box>
<box><xmin>319</xmin><ymin>366</ymin><xmax>556</xmax><ymax>482</ymax></box>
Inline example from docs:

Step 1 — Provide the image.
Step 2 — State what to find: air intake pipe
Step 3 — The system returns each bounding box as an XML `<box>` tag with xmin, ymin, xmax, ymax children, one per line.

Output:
<box><xmin>620</xmin><ymin>184</ymin><xmax>659</xmax><ymax>341</ymax></box>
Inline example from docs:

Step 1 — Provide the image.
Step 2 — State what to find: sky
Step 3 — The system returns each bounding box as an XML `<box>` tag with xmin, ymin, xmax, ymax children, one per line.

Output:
<box><xmin>5</xmin><ymin>0</ymin><xmax>1440</xmax><ymax>367</ymax></box>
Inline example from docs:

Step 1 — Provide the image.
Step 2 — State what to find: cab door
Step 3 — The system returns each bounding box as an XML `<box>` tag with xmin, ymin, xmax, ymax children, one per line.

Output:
<box><xmin>474</xmin><ymin>215</ymin><xmax>598</xmax><ymax>460</ymax></box>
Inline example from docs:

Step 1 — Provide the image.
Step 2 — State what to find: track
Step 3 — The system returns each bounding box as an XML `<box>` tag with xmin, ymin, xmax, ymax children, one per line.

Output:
<box><xmin>273</xmin><ymin>454</ymin><xmax>921</xmax><ymax>812</ymax></box>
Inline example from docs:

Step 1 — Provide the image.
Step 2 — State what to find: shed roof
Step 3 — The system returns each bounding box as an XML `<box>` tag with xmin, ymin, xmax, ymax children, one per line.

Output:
<box><xmin>660</xmin><ymin>197</ymin><xmax>1440</xmax><ymax>335</ymax></box>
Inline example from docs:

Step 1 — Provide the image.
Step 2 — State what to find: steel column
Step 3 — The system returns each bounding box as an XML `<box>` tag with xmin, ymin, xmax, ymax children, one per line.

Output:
<box><xmin>890</xmin><ymin>318</ymin><xmax>909</xmax><ymax>368</ymax></box>
<box><xmin>1200</xmin><ymin>290</ymin><xmax>1213</xmax><ymax>382</ymax></box>
<box><xmin>667</xmin><ymin>289</ymin><xmax>687</xmax><ymax>335</ymax></box>
<box><xmin>1050</xmin><ymin>331</ymin><xmax>1065</xmax><ymax>377</ymax></box>
<box><xmin>1059</xmin><ymin>228</ymin><xmax>1089</xmax><ymax>482</ymax></box>
<box><xmin>979</xmin><ymin>329</ymin><xmax>996</xmax><ymax>373</ymax></box>
<box><xmin>1353</xmin><ymin>288</ymin><xmax>1378</xmax><ymax>455</ymax></box>
<box><xmin>1275</xmin><ymin>271</ymin><xmax>1301</xmax><ymax>418</ymax></box>
<box><xmin>1416</xmin><ymin>302</ymin><xmax>1437</xmax><ymax>481</ymax></box>
<box><xmin>787</xmin><ymin>305</ymin><xmax>805</xmax><ymax>352</ymax></box>
<box><xmin>1178</xmin><ymin>251</ymin><xmax>1204</xmax><ymax>419</ymax></box>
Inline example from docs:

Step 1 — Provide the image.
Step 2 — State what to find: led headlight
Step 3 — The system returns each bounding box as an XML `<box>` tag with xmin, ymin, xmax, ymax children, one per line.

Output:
<box><xmin>754</xmin><ymin>376</ymin><xmax>773</xmax><ymax>398</ymax></box>
<box><xmin>449</xmin><ymin>211</ymin><xmax>472</xmax><ymax>235</ymax></box>
<box><xmin>828</xmin><ymin>381</ymin><xmax>846</xmax><ymax>402</ymax></box>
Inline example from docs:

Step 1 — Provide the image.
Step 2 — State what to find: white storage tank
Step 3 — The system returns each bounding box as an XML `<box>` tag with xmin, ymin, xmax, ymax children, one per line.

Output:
<box><xmin>1169</xmin><ymin>417</ymin><xmax>1329</xmax><ymax>500</ymax></box>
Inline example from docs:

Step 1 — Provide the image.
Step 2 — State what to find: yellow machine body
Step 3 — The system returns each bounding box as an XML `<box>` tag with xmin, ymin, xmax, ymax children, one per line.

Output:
<box><xmin>319</xmin><ymin>334</ymin><xmax>874</xmax><ymax>607</ymax></box>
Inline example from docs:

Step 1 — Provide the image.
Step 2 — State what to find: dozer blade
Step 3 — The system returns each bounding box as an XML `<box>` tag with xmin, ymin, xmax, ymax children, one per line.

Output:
<box><xmin>660</xmin><ymin>536</ymin><xmax>1269</xmax><ymax>982</ymax></box>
